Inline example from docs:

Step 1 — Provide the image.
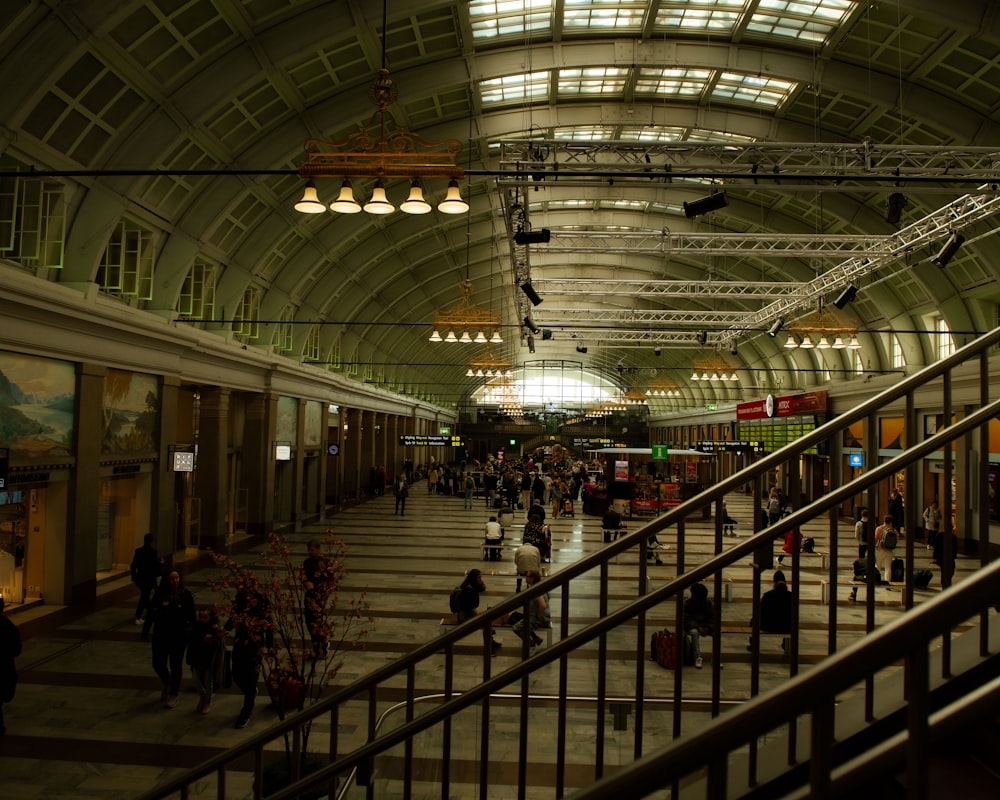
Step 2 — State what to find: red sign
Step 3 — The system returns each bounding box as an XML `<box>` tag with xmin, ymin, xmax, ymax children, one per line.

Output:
<box><xmin>737</xmin><ymin>391</ymin><xmax>827</xmax><ymax>421</ymax></box>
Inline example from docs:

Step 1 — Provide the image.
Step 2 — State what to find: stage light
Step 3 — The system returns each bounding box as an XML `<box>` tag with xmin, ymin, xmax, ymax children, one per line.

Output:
<box><xmin>932</xmin><ymin>231</ymin><xmax>965</xmax><ymax>267</ymax></box>
<box><xmin>523</xmin><ymin>316</ymin><xmax>541</xmax><ymax>335</ymax></box>
<box><xmin>833</xmin><ymin>285</ymin><xmax>858</xmax><ymax>309</ymax></box>
<box><xmin>885</xmin><ymin>192</ymin><xmax>907</xmax><ymax>224</ymax></box>
<box><xmin>683</xmin><ymin>191</ymin><xmax>728</xmax><ymax>218</ymax></box>
<box><xmin>519</xmin><ymin>282</ymin><xmax>543</xmax><ymax>306</ymax></box>
<box><xmin>767</xmin><ymin>319</ymin><xmax>783</xmax><ymax>337</ymax></box>
<box><xmin>513</xmin><ymin>228</ymin><xmax>551</xmax><ymax>245</ymax></box>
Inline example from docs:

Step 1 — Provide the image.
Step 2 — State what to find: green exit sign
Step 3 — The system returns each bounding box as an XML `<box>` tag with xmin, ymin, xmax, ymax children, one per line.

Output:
<box><xmin>651</xmin><ymin>444</ymin><xmax>669</xmax><ymax>460</ymax></box>
<box><xmin>510</xmin><ymin>439</ymin><xmax>516</xmax><ymax>446</ymax></box>
<box><xmin>440</xmin><ymin>427</ymin><xmax>450</xmax><ymax>435</ymax></box>
<box><xmin>706</xmin><ymin>404</ymin><xmax>717</xmax><ymax>412</ymax></box>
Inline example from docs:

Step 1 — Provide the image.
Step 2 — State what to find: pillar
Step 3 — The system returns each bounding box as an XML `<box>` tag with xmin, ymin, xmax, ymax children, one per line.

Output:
<box><xmin>198</xmin><ymin>387</ymin><xmax>231</xmax><ymax>550</ymax></box>
<box><xmin>244</xmin><ymin>393</ymin><xmax>277</xmax><ymax>536</ymax></box>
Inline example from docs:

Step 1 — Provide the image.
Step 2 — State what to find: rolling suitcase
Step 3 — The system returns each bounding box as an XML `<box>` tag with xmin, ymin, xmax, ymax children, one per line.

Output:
<box><xmin>562</xmin><ymin>498</ymin><xmax>574</xmax><ymax>517</ymax></box>
<box><xmin>890</xmin><ymin>557</ymin><xmax>905</xmax><ymax>583</ymax></box>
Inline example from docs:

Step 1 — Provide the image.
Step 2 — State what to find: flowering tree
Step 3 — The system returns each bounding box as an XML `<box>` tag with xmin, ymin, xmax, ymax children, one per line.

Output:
<box><xmin>211</xmin><ymin>529</ymin><xmax>373</xmax><ymax>758</ymax></box>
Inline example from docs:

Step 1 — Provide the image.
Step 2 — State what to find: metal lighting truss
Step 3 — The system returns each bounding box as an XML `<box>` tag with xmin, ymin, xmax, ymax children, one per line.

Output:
<box><xmin>539</xmin><ymin>309</ymin><xmax>749</xmax><ymax>326</ymax></box>
<box><xmin>497</xmin><ymin>140</ymin><xmax>1000</xmax><ymax>188</ymax></box>
<box><xmin>528</xmin><ymin>230</ymin><xmax>891</xmax><ymax>258</ymax></box>
<box><xmin>714</xmin><ymin>188</ymin><xmax>1000</xmax><ymax>347</ymax></box>
<box><xmin>532</xmin><ymin>279</ymin><xmax>805</xmax><ymax>300</ymax></box>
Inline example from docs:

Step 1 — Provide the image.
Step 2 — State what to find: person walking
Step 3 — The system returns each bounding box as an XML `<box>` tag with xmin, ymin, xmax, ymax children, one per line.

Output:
<box><xmin>922</xmin><ymin>499</ymin><xmax>942</xmax><ymax>549</ymax></box>
<box><xmin>0</xmin><ymin>596</ymin><xmax>21</xmax><ymax>735</ymax></box>
<box><xmin>514</xmin><ymin>541</ymin><xmax>541</xmax><ymax>592</ymax></box>
<box><xmin>513</xmin><ymin>570</ymin><xmax>550</xmax><ymax>651</ymax></box>
<box><xmin>854</xmin><ymin>508</ymin><xmax>871</xmax><ymax>561</ymax></box>
<box><xmin>303</xmin><ymin>539</ymin><xmax>332</xmax><ymax>658</ymax></box>
<box><xmin>143</xmin><ymin>570</ymin><xmax>196</xmax><ymax>708</ymax></box>
<box><xmin>187</xmin><ymin>607</ymin><xmax>224</xmax><ymax>714</ymax></box>
<box><xmin>888</xmin><ymin>487</ymin><xmax>905</xmax><ymax>530</ymax></box>
<box><xmin>874</xmin><ymin>514</ymin><xmax>899</xmax><ymax>583</ymax></box>
<box><xmin>427</xmin><ymin>464</ymin><xmax>439</xmax><ymax>494</ymax></box>
<box><xmin>463</xmin><ymin>473</ymin><xmax>476</xmax><ymax>510</ymax></box>
<box><xmin>393</xmin><ymin>474</ymin><xmax>409</xmax><ymax>516</ymax></box>
<box><xmin>683</xmin><ymin>583</ymin><xmax>714</xmax><ymax>669</ymax></box>
<box><xmin>225</xmin><ymin>581</ymin><xmax>272</xmax><ymax>729</ymax></box>
<box><xmin>130</xmin><ymin>533</ymin><xmax>162</xmax><ymax>626</ymax></box>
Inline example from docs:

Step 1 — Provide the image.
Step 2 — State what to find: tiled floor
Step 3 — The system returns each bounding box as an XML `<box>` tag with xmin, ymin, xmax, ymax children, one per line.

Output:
<box><xmin>0</xmin><ymin>487</ymin><xmax>966</xmax><ymax>798</ymax></box>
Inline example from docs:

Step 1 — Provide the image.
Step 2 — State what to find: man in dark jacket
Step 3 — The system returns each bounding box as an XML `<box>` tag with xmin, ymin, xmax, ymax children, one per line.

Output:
<box><xmin>130</xmin><ymin>533</ymin><xmax>162</xmax><ymax>625</ymax></box>
<box><xmin>143</xmin><ymin>570</ymin><xmax>196</xmax><ymax>708</ymax></box>
<box><xmin>0</xmin><ymin>596</ymin><xmax>21</xmax><ymax>735</ymax></box>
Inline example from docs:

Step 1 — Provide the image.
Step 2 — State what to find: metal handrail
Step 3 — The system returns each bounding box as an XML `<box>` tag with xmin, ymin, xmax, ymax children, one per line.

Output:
<box><xmin>142</xmin><ymin>326</ymin><xmax>1000</xmax><ymax>800</ymax></box>
<box><xmin>565</xmin><ymin>560</ymin><xmax>1000</xmax><ymax>799</ymax></box>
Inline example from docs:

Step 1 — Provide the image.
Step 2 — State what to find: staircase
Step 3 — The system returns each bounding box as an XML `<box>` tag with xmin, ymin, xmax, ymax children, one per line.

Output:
<box><xmin>140</xmin><ymin>327</ymin><xmax>1000</xmax><ymax>800</ymax></box>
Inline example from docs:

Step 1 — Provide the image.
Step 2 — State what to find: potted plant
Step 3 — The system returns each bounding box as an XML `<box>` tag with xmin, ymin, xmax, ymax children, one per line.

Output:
<box><xmin>212</xmin><ymin>529</ymin><xmax>373</xmax><ymax>795</ymax></box>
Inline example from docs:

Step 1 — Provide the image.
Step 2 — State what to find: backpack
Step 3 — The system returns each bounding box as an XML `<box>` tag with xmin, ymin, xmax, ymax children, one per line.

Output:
<box><xmin>881</xmin><ymin>526</ymin><xmax>898</xmax><ymax>550</ymax></box>
<box><xmin>913</xmin><ymin>568</ymin><xmax>933</xmax><ymax>589</ymax></box>
<box><xmin>802</xmin><ymin>536</ymin><xmax>815</xmax><ymax>553</ymax></box>
<box><xmin>465</xmin><ymin>476</ymin><xmax>474</xmax><ymax>489</ymax></box>
<box><xmin>768</xmin><ymin>497</ymin><xmax>780</xmax><ymax>516</ymax></box>
<box><xmin>448</xmin><ymin>587</ymin><xmax>462</xmax><ymax>614</ymax></box>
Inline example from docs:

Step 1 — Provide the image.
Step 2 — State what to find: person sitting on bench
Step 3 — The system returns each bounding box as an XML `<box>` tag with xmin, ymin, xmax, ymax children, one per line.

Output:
<box><xmin>602</xmin><ymin>507</ymin><xmax>624</xmax><ymax>542</ymax></box>
<box><xmin>748</xmin><ymin>570</ymin><xmax>792</xmax><ymax>651</ymax></box>
<box><xmin>484</xmin><ymin>516</ymin><xmax>504</xmax><ymax>560</ymax></box>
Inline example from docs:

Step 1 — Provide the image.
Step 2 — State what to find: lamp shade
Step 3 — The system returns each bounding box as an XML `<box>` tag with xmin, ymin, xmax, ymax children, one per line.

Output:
<box><xmin>489</xmin><ymin>329</ymin><xmax>503</xmax><ymax>344</ymax></box>
<box><xmin>294</xmin><ymin>180</ymin><xmax>326</xmax><ymax>213</ymax></box>
<box><xmin>458</xmin><ymin>329</ymin><xmax>472</xmax><ymax>343</ymax></box>
<box><xmin>438</xmin><ymin>179</ymin><xmax>469</xmax><ymax>214</ymax></box>
<box><xmin>799</xmin><ymin>334</ymin><xmax>815</xmax><ymax>349</ymax></box>
<box><xmin>363</xmin><ymin>180</ymin><xmax>395</xmax><ymax>214</ymax></box>
<box><xmin>474</xmin><ymin>329</ymin><xmax>487</xmax><ymax>343</ymax></box>
<box><xmin>330</xmin><ymin>180</ymin><xmax>362</xmax><ymax>213</ymax></box>
<box><xmin>400</xmin><ymin>182</ymin><xmax>432</xmax><ymax>214</ymax></box>
<box><xmin>429</xmin><ymin>329</ymin><xmax>442</xmax><ymax>342</ymax></box>
<box><xmin>445</xmin><ymin>330</ymin><xmax>458</xmax><ymax>342</ymax></box>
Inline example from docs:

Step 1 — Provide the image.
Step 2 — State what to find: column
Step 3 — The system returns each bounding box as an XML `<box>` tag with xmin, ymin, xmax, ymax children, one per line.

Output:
<box><xmin>361</xmin><ymin>410</ymin><xmax>375</xmax><ymax>495</ymax></box>
<box><xmin>198</xmin><ymin>387</ymin><xmax>231</xmax><ymax>550</ymax></box>
<box><xmin>244</xmin><ymin>393</ymin><xmax>277</xmax><ymax>536</ymax></box>
<box><xmin>64</xmin><ymin>362</ymin><xmax>104</xmax><ymax>604</ymax></box>
<box><xmin>154</xmin><ymin>375</ymin><xmax>181</xmax><ymax>554</ymax></box>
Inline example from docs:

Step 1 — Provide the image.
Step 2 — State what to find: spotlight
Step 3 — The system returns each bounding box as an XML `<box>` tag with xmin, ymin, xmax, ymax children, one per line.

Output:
<box><xmin>576</xmin><ymin>345</ymin><xmax>588</xmax><ymax>354</ymax></box>
<box><xmin>833</xmin><ymin>285</ymin><xmax>858</xmax><ymax>309</ymax></box>
<box><xmin>683</xmin><ymin>191</ymin><xmax>728</xmax><ymax>218</ymax></box>
<box><xmin>885</xmin><ymin>192</ymin><xmax>907</xmax><ymax>224</ymax></box>
<box><xmin>514</xmin><ymin>228</ymin><xmax>551</xmax><ymax>245</ymax></box>
<box><xmin>527</xmin><ymin>335</ymin><xmax>535</xmax><ymax>353</ymax></box>
<box><xmin>696</xmin><ymin>331</ymin><xmax>708</xmax><ymax>345</ymax></box>
<box><xmin>932</xmin><ymin>232</ymin><xmax>965</xmax><ymax>267</ymax></box>
<box><xmin>519</xmin><ymin>281</ymin><xmax>543</xmax><ymax>306</ymax></box>
<box><xmin>767</xmin><ymin>319</ymin><xmax>783</xmax><ymax>337</ymax></box>
<box><xmin>541</xmin><ymin>329</ymin><xmax>553</xmax><ymax>340</ymax></box>
<box><xmin>523</xmin><ymin>316</ymin><xmax>541</xmax><ymax>335</ymax></box>
<box><xmin>654</xmin><ymin>348</ymin><xmax>662</xmax><ymax>356</ymax></box>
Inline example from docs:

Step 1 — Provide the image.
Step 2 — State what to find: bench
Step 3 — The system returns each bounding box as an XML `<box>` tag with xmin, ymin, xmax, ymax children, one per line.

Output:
<box><xmin>482</xmin><ymin>541</ymin><xmax>503</xmax><ymax>560</ymax></box>
<box><xmin>819</xmin><ymin>579</ymin><xmax>904</xmax><ymax>605</ymax></box>
<box><xmin>439</xmin><ymin>613</ymin><xmax>553</xmax><ymax>647</ymax></box>
<box><xmin>720</xmin><ymin>624</ymin><xmax>789</xmax><ymax>652</ymax></box>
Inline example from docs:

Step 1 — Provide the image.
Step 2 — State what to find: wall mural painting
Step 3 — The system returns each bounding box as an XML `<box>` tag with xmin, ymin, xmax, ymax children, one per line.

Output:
<box><xmin>102</xmin><ymin>369</ymin><xmax>159</xmax><ymax>454</ymax></box>
<box><xmin>0</xmin><ymin>351</ymin><xmax>76</xmax><ymax>460</ymax></box>
<box><xmin>276</xmin><ymin>395</ymin><xmax>298</xmax><ymax>445</ymax></box>
<box><xmin>303</xmin><ymin>400</ymin><xmax>322</xmax><ymax>446</ymax></box>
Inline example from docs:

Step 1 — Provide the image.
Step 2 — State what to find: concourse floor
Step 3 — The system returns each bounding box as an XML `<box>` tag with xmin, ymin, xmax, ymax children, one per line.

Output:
<box><xmin>0</xmin><ymin>485</ymin><xmax>968</xmax><ymax>799</ymax></box>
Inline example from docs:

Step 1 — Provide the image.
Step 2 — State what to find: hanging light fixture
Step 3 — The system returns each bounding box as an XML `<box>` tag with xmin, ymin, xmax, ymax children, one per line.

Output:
<box><xmin>691</xmin><ymin>352</ymin><xmax>740</xmax><ymax>383</ymax></box>
<box><xmin>293</xmin><ymin>2</ymin><xmax>466</xmax><ymax>217</ymax></box>
<box><xmin>781</xmin><ymin>303</ymin><xmax>860</xmax><ymax>351</ymax></box>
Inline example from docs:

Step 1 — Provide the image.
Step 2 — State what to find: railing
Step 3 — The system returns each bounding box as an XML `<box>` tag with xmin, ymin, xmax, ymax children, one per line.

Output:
<box><xmin>142</xmin><ymin>326</ymin><xmax>1000</xmax><ymax>800</ymax></box>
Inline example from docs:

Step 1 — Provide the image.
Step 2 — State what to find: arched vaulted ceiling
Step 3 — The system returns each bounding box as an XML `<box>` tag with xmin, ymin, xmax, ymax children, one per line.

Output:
<box><xmin>2</xmin><ymin>0</ymin><xmax>1000</xmax><ymax>414</ymax></box>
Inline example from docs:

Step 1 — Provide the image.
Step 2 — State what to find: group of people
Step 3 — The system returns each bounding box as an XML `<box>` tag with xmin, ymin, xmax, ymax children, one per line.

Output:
<box><xmin>129</xmin><ymin>534</ymin><xmax>333</xmax><ymax>729</ymax></box>
<box><xmin>451</xmin><ymin>565</ymin><xmax>550</xmax><ymax>656</ymax></box>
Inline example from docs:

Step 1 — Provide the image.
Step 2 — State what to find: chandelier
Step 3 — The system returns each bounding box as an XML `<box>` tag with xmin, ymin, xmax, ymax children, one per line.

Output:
<box><xmin>622</xmin><ymin>387</ymin><xmax>648</xmax><ymax>406</ymax></box>
<box><xmin>429</xmin><ymin>280</ymin><xmax>502</xmax><ymax>344</ymax></box>
<box><xmin>488</xmin><ymin>377</ymin><xmax>523</xmax><ymax>416</ymax></box>
<box><xmin>293</xmin><ymin>2</ymin><xmax>467</xmax><ymax>216</ymax></box>
<box><xmin>783</xmin><ymin>306</ymin><xmax>861</xmax><ymax>350</ymax></box>
<box><xmin>645</xmin><ymin>376</ymin><xmax>682</xmax><ymax>397</ymax></box>
<box><xmin>466</xmin><ymin>346</ymin><xmax>513</xmax><ymax>378</ymax></box>
<box><xmin>691</xmin><ymin>352</ymin><xmax>740</xmax><ymax>382</ymax></box>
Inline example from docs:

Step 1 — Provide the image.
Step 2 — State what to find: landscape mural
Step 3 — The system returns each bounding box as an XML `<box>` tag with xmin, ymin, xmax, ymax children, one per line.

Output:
<box><xmin>102</xmin><ymin>369</ymin><xmax>159</xmax><ymax>453</ymax></box>
<box><xmin>0</xmin><ymin>351</ymin><xmax>76</xmax><ymax>460</ymax></box>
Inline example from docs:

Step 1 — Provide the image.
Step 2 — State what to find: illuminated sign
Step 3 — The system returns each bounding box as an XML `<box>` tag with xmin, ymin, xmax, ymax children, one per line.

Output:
<box><xmin>172</xmin><ymin>451</ymin><xmax>195</xmax><ymax>472</ymax></box>
<box><xmin>399</xmin><ymin>434</ymin><xmax>465</xmax><ymax>447</ymax></box>
<box><xmin>849</xmin><ymin>453</ymin><xmax>863</xmax><ymax>467</ymax></box>
<box><xmin>737</xmin><ymin>391</ymin><xmax>827</xmax><ymax>421</ymax></box>
<box><xmin>698</xmin><ymin>440</ymin><xmax>763</xmax><ymax>454</ymax></box>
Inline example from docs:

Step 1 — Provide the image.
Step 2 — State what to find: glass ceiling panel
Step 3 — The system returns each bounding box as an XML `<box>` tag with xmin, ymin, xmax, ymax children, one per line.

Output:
<box><xmin>620</xmin><ymin>126</ymin><xmax>687</xmax><ymax>142</ymax></box>
<box><xmin>563</xmin><ymin>0</ymin><xmax>647</xmax><ymax>31</ymax></box>
<box><xmin>468</xmin><ymin>0</ymin><xmax>552</xmax><ymax>40</ymax></box>
<box><xmin>748</xmin><ymin>0</ymin><xmax>855</xmax><ymax>43</ymax></box>
<box><xmin>635</xmin><ymin>67</ymin><xmax>712</xmax><ymax>96</ymax></box>
<box><xmin>558</xmin><ymin>67</ymin><xmax>629</xmax><ymax>96</ymax></box>
<box><xmin>655</xmin><ymin>0</ymin><xmax>744</xmax><ymax>32</ymax></box>
<box><xmin>712</xmin><ymin>72</ymin><xmax>796</xmax><ymax>107</ymax></box>
<box><xmin>553</xmin><ymin>125</ymin><xmax>618</xmax><ymax>140</ymax></box>
<box><xmin>479</xmin><ymin>71</ymin><xmax>550</xmax><ymax>105</ymax></box>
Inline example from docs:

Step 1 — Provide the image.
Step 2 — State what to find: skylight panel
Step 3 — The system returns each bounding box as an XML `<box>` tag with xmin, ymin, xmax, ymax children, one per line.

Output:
<box><xmin>553</xmin><ymin>125</ymin><xmax>617</xmax><ymax>140</ymax></box>
<box><xmin>599</xmin><ymin>199</ymin><xmax>647</xmax><ymax>210</ymax></box>
<box><xmin>479</xmin><ymin>71</ymin><xmax>550</xmax><ymax>106</ymax></box>
<box><xmin>468</xmin><ymin>0</ymin><xmax>553</xmax><ymax>40</ymax></box>
<box><xmin>655</xmin><ymin>0</ymin><xmax>744</xmax><ymax>32</ymax></box>
<box><xmin>558</xmin><ymin>67</ymin><xmax>629</xmax><ymax>96</ymax></box>
<box><xmin>712</xmin><ymin>72</ymin><xmax>796</xmax><ymax>108</ymax></box>
<box><xmin>620</xmin><ymin>126</ymin><xmax>687</xmax><ymax>142</ymax></box>
<box><xmin>685</xmin><ymin>129</ymin><xmax>756</xmax><ymax>143</ymax></box>
<box><xmin>748</xmin><ymin>0</ymin><xmax>855</xmax><ymax>43</ymax></box>
<box><xmin>549</xmin><ymin>199</ymin><xmax>592</xmax><ymax>209</ymax></box>
<box><xmin>635</xmin><ymin>67</ymin><xmax>712</xmax><ymax>97</ymax></box>
<box><xmin>563</xmin><ymin>0</ymin><xmax>646</xmax><ymax>31</ymax></box>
